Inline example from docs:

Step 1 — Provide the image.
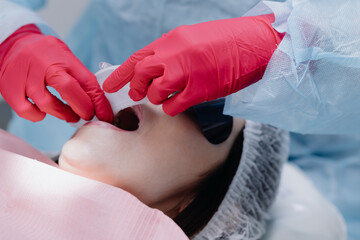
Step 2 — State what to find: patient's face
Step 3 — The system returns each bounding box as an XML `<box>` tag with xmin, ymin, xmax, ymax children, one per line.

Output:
<box><xmin>59</xmin><ymin>103</ymin><xmax>244</xmax><ymax>217</ymax></box>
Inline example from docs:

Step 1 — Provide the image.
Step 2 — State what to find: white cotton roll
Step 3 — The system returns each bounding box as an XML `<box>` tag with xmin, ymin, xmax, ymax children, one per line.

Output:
<box><xmin>70</xmin><ymin>63</ymin><xmax>149</xmax><ymax>128</ymax></box>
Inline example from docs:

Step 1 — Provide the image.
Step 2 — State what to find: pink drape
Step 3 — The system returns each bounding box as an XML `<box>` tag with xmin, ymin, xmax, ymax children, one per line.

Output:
<box><xmin>0</xmin><ymin>130</ymin><xmax>188</xmax><ymax>240</ymax></box>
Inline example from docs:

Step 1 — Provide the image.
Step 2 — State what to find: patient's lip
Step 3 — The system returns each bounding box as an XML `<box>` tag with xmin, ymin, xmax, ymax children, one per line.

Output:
<box><xmin>84</xmin><ymin>105</ymin><xmax>143</xmax><ymax>132</ymax></box>
<box><xmin>133</xmin><ymin>105</ymin><xmax>143</xmax><ymax>126</ymax></box>
<box><xmin>84</xmin><ymin>121</ymin><xmax>125</xmax><ymax>132</ymax></box>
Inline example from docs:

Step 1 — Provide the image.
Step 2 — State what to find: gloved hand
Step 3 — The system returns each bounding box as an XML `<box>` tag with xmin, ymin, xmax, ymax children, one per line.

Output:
<box><xmin>0</xmin><ymin>24</ymin><xmax>113</xmax><ymax>122</ymax></box>
<box><xmin>104</xmin><ymin>14</ymin><xmax>284</xmax><ymax>116</ymax></box>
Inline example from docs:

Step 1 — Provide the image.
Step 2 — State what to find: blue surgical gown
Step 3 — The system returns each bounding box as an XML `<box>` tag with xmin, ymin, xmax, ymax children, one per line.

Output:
<box><xmin>224</xmin><ymin>1</ymin><xmax>360</xmax><ymax>239</ymax></box>
<box><xmin>1</xmin><ymin>0</ymin><xmax>359</xmax><ymax>239</ymax></box>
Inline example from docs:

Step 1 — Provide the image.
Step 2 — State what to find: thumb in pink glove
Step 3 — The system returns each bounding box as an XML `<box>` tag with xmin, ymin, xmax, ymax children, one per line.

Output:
<box><xmin>104</xmin><ymin>14</ymin><xmax>284</xmax><ymax>116</ymax></box>
<box><xmin>0</xmin><ymin>24</ymin><xmax>113</xmax><ymax>122</ymax></box>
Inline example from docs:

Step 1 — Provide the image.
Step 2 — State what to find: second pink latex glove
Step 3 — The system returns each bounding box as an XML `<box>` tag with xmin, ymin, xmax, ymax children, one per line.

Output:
<box><xmin>0</xmin><ymin>24</ymin><xmax>113</xmax><ymax>122</ymax></box>
<box><xmin>104</xmin><ymin>14</ymin><xmax>284</xmax><ymax>116</ymax></box>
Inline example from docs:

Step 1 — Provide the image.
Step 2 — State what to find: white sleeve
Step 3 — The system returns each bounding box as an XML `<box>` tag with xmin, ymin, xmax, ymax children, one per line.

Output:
<box><xmin>0</xmin><ymin>0</ymin><xmax>51</xmax><ymax>43</ymax></box>
<box><xmin>262</xmin><ymin>163</ymin><xmax>346</xmax><ymax>240</ymax></box>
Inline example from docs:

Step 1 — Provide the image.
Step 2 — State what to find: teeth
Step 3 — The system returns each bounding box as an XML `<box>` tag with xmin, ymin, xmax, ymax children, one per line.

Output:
<box><xmin>112</xmin><ymin>107</ymin><xmax>139</xmax><ymax>131</ymax></box>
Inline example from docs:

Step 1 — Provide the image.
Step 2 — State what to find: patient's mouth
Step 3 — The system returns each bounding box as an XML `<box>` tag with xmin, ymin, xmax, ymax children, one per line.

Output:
<box><xmin>112</xmin><ymin>107</ymin><xmax>140</xmax><ymax>131</ymax></box>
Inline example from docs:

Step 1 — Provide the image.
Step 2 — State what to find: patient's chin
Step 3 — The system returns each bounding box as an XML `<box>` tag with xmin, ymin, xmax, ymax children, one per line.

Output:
<box><xmin>58</xmin><ymin>153</ymin><xmax>116</xmax><ymax>185</ymax></box>
<box><xmin>58</xmin><ymin>139</ymin><xmax>93</xmax><ymax>172</ymax></box>
<box><xmin>58</xmin><ymin>151</ymin><xmax>83</xmax><ymax>173</ymax></box>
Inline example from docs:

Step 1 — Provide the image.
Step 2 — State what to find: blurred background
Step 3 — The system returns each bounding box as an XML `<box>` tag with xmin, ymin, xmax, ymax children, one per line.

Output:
<box><xmin>37</xmin><ymin>0</ymin><xmax>89</xmax><ymax>38</ymax></box>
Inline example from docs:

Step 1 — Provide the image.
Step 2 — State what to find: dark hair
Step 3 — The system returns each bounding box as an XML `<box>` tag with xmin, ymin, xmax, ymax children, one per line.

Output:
<box><xmin>173</xmin><ymin>129</ymin><xmax>244</xmax><ymax>237</ymax></box>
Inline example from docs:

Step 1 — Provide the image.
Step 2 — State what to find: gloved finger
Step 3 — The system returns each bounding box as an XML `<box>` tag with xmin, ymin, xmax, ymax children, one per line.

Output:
<box><xmin>27</xmin><ymin>86</ymin><xmax>80</xmax><ymax>122</ymax></box>
<box><xmin>129</xmin><ymin>88</ymin><xmax>146</xmax><ymax>101</ymax></box>
<box><xmin>14</xmin><ymin>99</ymin><xmax>46</xmax><ymax>122</ymax></box>
<box><xmin>25</xmin><ymin>64</ymin><xmax>80</xmax><ymax>122</ymax></box>
<box><xmin>103</xmin><ymin>48</ymin><xmax>154</xmax><ymax>93</ymax></box>
<box><xmin>146</xmin><ymin>69</ymin><xmax>186</xmax><ymax>105</ymax></box>
<box><xmin>25</xmin><ymin>72</ymin><xmax>80</xmax><ymax>122</ymax></box>
<box><xmin>129</xmin><ymin>55</ymin><xmax>164</xmax><ymax>101</ymax></box>
<box><xmin>46</xmin><ymin>72</ymin><xmax>94</xmax><ymax>121</ymax></box>
<box><xmin>66</xmin><ymin>58</ymin><xmax>113</xmax><ymax>123</ymax></box>
<box><xmin>162</xmin><ymin>89</ymin><xmax>204</xmax><ymax>117</ymax></box>
<box><xmin>90</xmin><ymin>87</ymin><xmax>114</xmax><ymax>123</ymax></box>
<box><xmin>3</xmin><ymin>90</ymin><xmax>45</xmax><ymax>122</ymax></box>
<box><xmin>0</xmin><ymin>64</ymin><xmax>46</xmax><ymax>122</ymax></box>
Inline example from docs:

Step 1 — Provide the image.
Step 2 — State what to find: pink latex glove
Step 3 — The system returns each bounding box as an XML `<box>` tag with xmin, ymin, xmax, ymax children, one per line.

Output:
<box><xmin>104</xmin><ymin>14</ymin><xmax>284</xmax><ymax>116</ymax></box>
<box><xmin>0</xmin><ymin>24</ymin><xmax>113</xmax><ymax>122</ymax></box>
